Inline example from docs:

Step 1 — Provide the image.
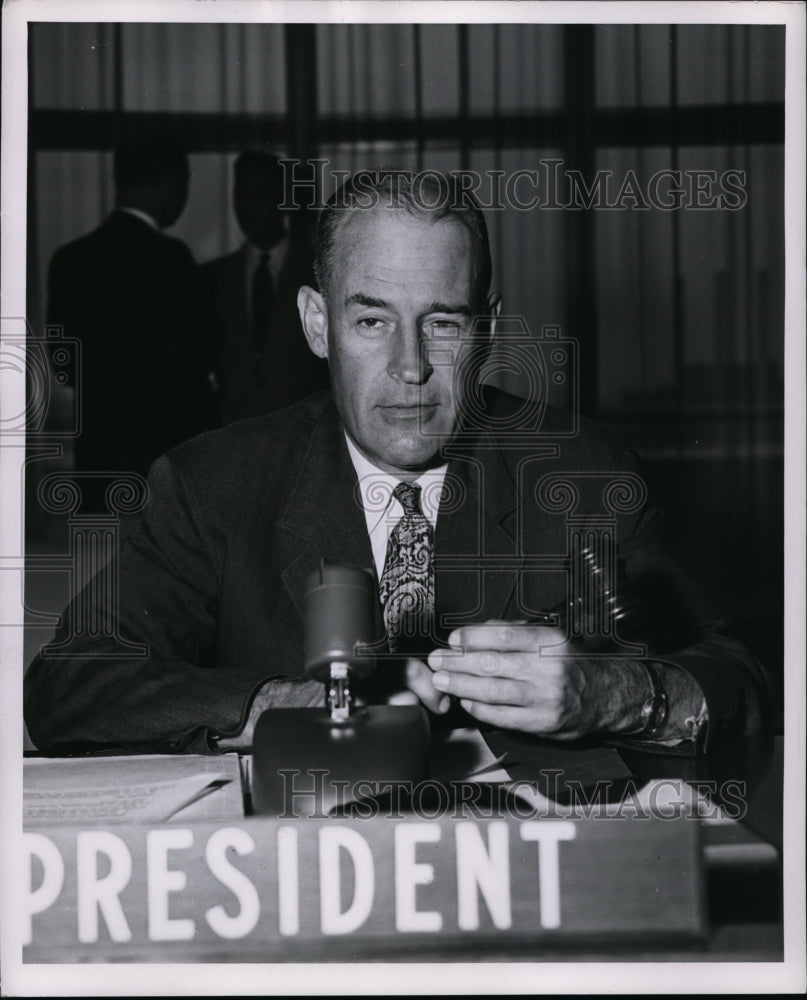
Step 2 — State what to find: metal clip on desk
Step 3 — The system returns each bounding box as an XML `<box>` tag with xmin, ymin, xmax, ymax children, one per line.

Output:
<box><xmin>251</xmin><ymin>563</ymin><xmax>431</xmax><ymax>816</ymax></box>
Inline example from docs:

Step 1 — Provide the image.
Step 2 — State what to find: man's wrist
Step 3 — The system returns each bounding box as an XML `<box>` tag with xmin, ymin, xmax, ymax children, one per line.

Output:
<box><xmin>587</xmin><ymin>658</ymin><xmax>666</xmax><ymax>737</ymax></box>
<box><xmin>607</xmin><ymin>658</ymin><xmax>710</xmax><ymax>751</ymax></box>
<box><xmin>622</xmin><ymin>660</ymin><xmax>668</xmax><ymax>736</ymax></box>
<box><xmin>215</xmin><ymin>677</ymin><xmax>325</xmax><ymax>750</ymax></box>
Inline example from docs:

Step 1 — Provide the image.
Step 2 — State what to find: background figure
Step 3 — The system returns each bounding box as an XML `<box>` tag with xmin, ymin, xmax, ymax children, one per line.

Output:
<box><xmin>47</xmin><ymin>133</ymin><xmax>220</xmax><ymax>505</ymax></box>
<box><xmin>202</xmin><ymin>149</ymin><xmax>329</xmax><ymax>423</ymax></box>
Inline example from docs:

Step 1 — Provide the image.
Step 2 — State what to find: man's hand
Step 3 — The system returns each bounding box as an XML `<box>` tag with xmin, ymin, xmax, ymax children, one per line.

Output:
<box><xmin>385</xmin><ymin>658</ymin><xmax>452</xmax><ymax>716</ymax></box>
<box><xmin>425</xmin><ymin>621</ymin><xmax>651</xmax><ymax>739</ymax></box>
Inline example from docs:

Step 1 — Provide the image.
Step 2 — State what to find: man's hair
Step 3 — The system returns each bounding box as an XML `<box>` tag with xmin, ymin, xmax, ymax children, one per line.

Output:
<box><xmin>113</xmin><ymin>134</ymin><xmax>188</xmax><ymax>190</ymax></box>
<box><xmin>314</xmin><ymin>170</ymin><xmax>492</xmax><ymax>309</ymax></box>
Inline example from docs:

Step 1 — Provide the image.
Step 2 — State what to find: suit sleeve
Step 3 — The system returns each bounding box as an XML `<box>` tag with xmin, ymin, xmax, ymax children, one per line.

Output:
<box><xmin>23</xmin><ymin>453</ymin><xmax>266</xmax><ymax>755</ymax></box>
<box><xmin>614</xmin><ymin>455</ymin><xmax>772</xmax><ymax>751</ymax></box>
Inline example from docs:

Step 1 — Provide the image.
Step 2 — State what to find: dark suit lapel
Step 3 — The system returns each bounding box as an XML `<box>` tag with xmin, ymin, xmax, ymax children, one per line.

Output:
<box><xmin>277</xmin><ymin>402</ymin><xmax>381</xmax><ymax>632</ymax></box>
<box><xmin>434</xmin><ymin>443</ymin><xmax>521</xmax><ymax>638</ymax></box>
<box><xmin>276</xmin><ymin>235</ymin><xmax>313</xmax><ymax>292</ymax></box>
<box><xmin>275</xmin><ymin>402</ymin><xmax>523</xmax><ymax>645</ymax></box>
<box><xmin>227</xmin><ymin>246</ymin><xmax>249</xmax><ymax>338</ymax></box>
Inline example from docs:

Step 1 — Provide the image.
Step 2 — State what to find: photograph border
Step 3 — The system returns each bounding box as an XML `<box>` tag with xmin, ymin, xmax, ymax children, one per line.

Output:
<box><xmin>1</xmin><ymin>1</ymin><xmax>804</xmax><ymax>995</ymax></box>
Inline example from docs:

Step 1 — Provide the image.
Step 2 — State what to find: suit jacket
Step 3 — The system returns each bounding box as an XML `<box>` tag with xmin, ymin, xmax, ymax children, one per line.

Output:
<box><xmin>24</xmin><ymin>389</ymin><xmax>770</xmax><ymax>754</ymax></box>
<box><xmin>201</xmin><ymin>238</ymin><xmax>329</xmax><ymax>423</ymax></box>
<box><xmin>47</xmin><ymin>211</ymin><xmax>220</xmax><ymax>481</ymax></box>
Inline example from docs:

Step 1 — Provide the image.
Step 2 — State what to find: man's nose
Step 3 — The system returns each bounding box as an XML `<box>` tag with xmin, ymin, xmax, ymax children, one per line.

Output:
<box><xmin>387</xmin><ymin>324</ymin><xmax>434</xmax><ymax>384</ymax></box>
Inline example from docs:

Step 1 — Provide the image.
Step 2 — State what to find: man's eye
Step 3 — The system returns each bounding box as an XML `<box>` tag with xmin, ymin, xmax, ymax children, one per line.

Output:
<box><xmin>357</xmin><ymin>317</ymin><xmax>384</xmax><ymax>331</ymax></box>
<box><xmin>427</xmin><ymin>319</ymin><xmax>461</xmax><ymax>336</ymax></box>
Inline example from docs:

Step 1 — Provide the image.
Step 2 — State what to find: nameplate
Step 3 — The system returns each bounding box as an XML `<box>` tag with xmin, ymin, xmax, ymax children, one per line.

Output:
<box><xmin>23</xmin><ymin>815</ymin><xmax>705</xmax><ymax>961</ymax></box>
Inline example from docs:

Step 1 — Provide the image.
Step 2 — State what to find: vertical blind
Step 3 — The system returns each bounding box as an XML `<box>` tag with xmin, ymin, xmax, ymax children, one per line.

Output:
<box><xmin>27</xmin><ymin>21</ymin><xmax>785</xmax><ymax>668</ymax></box>
<box><xmin>29</xmin><ymin>21</ymin><xmax>784</xmax><ymax>420</ymax></box>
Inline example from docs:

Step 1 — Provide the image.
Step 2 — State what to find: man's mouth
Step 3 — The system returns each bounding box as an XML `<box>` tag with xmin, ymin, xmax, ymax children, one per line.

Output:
<box><xmin>380</xmin><ymin>403</ymin><xmax>438</xmax><ymax>419</ymax></box>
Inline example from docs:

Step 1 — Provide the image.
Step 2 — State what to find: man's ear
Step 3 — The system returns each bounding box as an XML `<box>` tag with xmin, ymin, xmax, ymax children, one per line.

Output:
<box><xmin>486</xmin><ymin>292</ymin><xmax>502</xmax><ymax>341</ymax></box>
<box><xmin>472</xmin><ymin>292</ymin><xmax>501</xmax><ymax>363</ymax></box>
<box><xmin>297</xmin><ymin>285</ymin><xmax>329</xmax><ymax>359</ymax></box>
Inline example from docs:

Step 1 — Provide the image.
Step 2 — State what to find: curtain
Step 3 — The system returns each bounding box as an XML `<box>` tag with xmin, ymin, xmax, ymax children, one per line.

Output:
<box><xmin>27</xmin><ymin>19</ymin><xmax>785</xmax><ymax>675</ymax></box>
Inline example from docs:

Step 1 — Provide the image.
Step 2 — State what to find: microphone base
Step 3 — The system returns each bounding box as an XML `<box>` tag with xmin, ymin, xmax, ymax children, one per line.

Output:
<box><xmin>251</xmin><ymin>705</ymin><xmax>431</xmax><ymax>817</ymax></box>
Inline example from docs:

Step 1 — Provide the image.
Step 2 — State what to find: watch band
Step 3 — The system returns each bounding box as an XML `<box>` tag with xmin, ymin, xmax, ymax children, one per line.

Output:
<box><xmin>637</xmin><ymin>660</ymin><xmax>669</xmax><ymax>736</ymax></box>
<box><xmin>624</xmin><ymin>660</ymin><xmax>669</xmax><ymax>737</ymax></box>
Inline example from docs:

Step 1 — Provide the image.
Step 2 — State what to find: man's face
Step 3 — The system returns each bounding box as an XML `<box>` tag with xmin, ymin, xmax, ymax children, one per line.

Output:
<box><xmin>306</xmin><ymin>208</ymin><xmax>482</xmax><ymax>475</ymax></box>
<box><xmin>234</xmin><ymin>166</ymin><xmax>285</xmax><ymax>249</ymax></box>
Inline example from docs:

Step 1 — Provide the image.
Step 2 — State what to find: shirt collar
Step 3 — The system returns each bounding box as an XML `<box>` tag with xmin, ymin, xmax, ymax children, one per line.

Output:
<box><xmin>116</xmin><ymin>206</ymin><xmax>160</xmax><ymax>230</ymax></box>
<box><xmin>344</xmin><ymin>432</ymin><xmax>447</xmax><ymax>529</ymax></box>
<box><xmin>245</xmin><ymin>228</ymin><xmax>290</xmax><ymax>273</ymax></box>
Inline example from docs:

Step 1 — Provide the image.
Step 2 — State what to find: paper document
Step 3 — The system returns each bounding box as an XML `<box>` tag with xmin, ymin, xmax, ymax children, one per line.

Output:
<box><xmin>24</xmin><ymin>753</ymin><xmax>243</xmax><ymax>825</ymax></box>
<box><xmin>428</xmin><ymin>729</ymin><xmax>769</xmax><ymax>829</ymax></box>
<box><xmin>429</xmin><ymin>727</ymin><xmax>514</xmax><ymax>783</ymax></box>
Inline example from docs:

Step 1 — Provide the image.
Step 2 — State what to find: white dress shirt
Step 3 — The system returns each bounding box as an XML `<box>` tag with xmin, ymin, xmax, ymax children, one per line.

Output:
<box><xmin>344</xmin><ymin>433</ymin><xmax>448</xmax><ymax>577</ymax></box>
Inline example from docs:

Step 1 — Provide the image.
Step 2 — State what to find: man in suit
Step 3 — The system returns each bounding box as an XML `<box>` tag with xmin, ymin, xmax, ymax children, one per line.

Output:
<box><xmin>24</xmin><ymin>170</ymin><xmax>769</xmax><ymax>755</ymax></box>
<box><xmin>202</xmin><ymin>150</ymin><xmax>329</xmax><ymax>423</ymax></box>
<box><xmin>46</xmin><ymin>134</ymin><xmax>220</xmax><ymax>504</ymax></box>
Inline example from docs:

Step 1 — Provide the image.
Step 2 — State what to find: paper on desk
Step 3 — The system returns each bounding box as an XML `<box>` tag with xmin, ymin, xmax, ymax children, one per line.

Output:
<box><xmin>429</xmin><ymin>727</ymin><xmax>513</xmax><ymax>783</ymax></box>
<box><xmin>428</xmin><ymin>729</ymin><xmax>769</xmax><ymax>828</ymax></box>
<box><xmin>509</xmin><ymin>772</ymin><xmax>762</xmax><ymax>824</ymax></box>
<box><xmin>24</xmin><ymin>754</ymin><xmax>241</xmax><ymax>826</ymax></box>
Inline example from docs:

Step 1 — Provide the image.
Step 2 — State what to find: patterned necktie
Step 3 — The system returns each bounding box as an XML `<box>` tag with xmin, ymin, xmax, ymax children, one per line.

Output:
<box><xmin>251</xmin><ymin>251</ymin><xmax>274</xmax><ymax>376</ymax></box>
<box><xmin>378</xmin><ymin>481</ymin><xmax>435</xmax><ymax>653</ymax></box>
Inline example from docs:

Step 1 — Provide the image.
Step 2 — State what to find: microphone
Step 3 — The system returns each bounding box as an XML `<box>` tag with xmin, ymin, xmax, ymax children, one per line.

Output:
<box><xmin>304</xmin><ymin>562</ymin><xmax>378</xmax><ymax>720</ymax></box>
<box><xmin>251</xmin><ymin>561</ymin><xmax>430</xmax><ymax>816</ymax></box>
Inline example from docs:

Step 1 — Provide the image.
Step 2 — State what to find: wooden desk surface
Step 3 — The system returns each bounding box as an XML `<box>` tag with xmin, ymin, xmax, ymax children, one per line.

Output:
<box><xmin>21</xmin><ymin>734</ymin><xmax>784</xmax><ymax>965</ymax></box>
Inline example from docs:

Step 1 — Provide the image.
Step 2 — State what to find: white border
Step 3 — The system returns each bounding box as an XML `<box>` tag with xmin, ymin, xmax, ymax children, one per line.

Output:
<box><xmin>782</xmin><ymin>0</ymin><xmax>807</xmax><ymax>989</ymax></box>
<box><xmin>2</xmin><ymin>1</ymin><xmax>805</xmax><ymax>995</ymax></box>
<box><xmin>1</xmin><ymin>0</ymin><xmax>803</xmax><ymax>26</ymax></box>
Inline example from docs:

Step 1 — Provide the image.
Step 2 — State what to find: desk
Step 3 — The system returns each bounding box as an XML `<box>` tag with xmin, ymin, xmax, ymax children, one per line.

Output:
<box><xmin>22</xmin><ymin>733</ymin><xmax>783</xmax><ymax>964</ymax></box>
<box><xmin>484</xmin><ymin>730</ymin><xmax>784</xmax><ymax>961</ymax></box>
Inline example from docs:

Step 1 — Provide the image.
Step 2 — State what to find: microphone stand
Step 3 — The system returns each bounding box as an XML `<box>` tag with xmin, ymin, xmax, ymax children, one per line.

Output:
<box><xmin>251</xmin><ymin>562</ymin><xmax>431</xmax><ymax>816</ymax></box>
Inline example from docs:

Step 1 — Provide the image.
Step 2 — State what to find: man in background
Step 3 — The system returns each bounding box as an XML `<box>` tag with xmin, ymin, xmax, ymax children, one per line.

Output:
<box><xmin>202</xmin><ymin>149</ymin><xmax>329</xmax><ymax>423</ymax></box>
<box><xmin>46</xmin><ymin>133</ymin><xmax>220</xmax><ymax>507</ymax></box>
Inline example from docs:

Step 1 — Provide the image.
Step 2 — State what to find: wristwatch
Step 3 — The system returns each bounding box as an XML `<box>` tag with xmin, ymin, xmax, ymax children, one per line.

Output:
<box><xmin>636</xmin><ymin>660</ymin><xmax>669</xmax><ymax>735</ymax></box>
<box><xmin>634</xmin><ymin>660</ymin><xmax>669</xmax><ymax>736</ymax></box>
